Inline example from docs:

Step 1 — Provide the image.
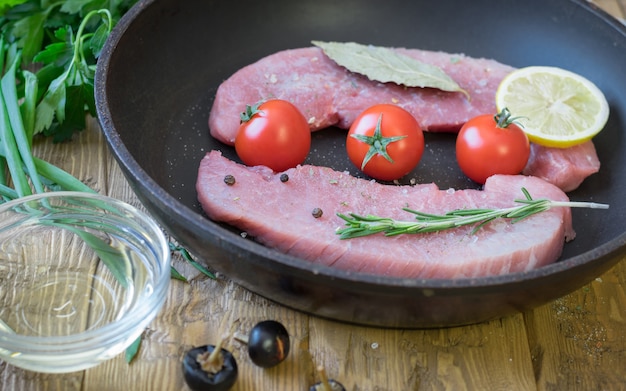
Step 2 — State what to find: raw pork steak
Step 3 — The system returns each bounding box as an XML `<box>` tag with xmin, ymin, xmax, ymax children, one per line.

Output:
<box><xmin>523</xmin><ymin>141</ymin><xmax>600</xmax><ymax>192</ymax></box>
<box><xmin>197</xmin><ymin>151</ymin><xmax>575</xmax><ymax>279</ymax></box>
<box><xmin>208</xmin><ymin>46</ymin><xmax>600</xmax><ymax>192</ymax></box>
<box><xmin>209</xmin><ymin>46</ymin><xmax>514</xmax><ymax>145</ymax></box>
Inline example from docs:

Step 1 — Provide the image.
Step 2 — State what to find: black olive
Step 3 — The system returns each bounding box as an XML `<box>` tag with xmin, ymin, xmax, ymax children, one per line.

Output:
<box><xmin>182</xmin><ymin>344</ymin><xmax>238</xmax><ymax>391</ymax></box>
<box><xmin>309</xmin><ymin>379</ymin><xmax>346</xmax><ymax>391</ymax></box>
<box><xmin>247</xmin><ymin>320</ymin><xmax>290</xmax><ymax>368</ymax></box>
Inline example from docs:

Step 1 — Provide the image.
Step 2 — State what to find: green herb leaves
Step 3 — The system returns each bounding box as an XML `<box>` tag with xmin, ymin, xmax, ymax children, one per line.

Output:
<box><xmin>312</xmin><ymin>40</ymin><xmax>469</xmax><ymax>98</ymax></box>
<box><xmin>0</xmin><ymin>42</ymin><xmax>42</xmax><ymax>198</ymax></box>
<box><xmin>337</xmin><ymin>188</ymin><xmax>609</xmax><ymax>239</ymax></box>
<box><xmin>33</xmin><ymin>10</ymin><xmax>112</xmax><ymax>141</ymax></box>
<box><xmin>1</xmin><ymin>0</ymin><xmax>138</xmax><ymax>141</ymax></box>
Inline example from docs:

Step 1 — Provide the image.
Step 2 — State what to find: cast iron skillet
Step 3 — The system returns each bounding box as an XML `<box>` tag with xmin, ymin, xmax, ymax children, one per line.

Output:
<box><xmin>95</xmin><ymin>0</ymin><xmax>626</xmax><ymax>328</ymax></box>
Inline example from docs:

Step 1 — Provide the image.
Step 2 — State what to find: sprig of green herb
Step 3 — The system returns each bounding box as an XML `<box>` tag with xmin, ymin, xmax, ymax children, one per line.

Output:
<box><xmin>1</xmin><ymin>0</ymin><xmax>138</xmax><ymax>141</ymax></box>
<box><xmin>336</xmin><ymin>188</ymin><xmax>609</xmax><ymax>239</ymax></box>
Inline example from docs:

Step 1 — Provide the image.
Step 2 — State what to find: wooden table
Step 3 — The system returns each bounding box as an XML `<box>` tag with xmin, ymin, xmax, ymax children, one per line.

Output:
<box><xmin>2</xmin><ymin>1</ymin><xmax>626</xmax><ymax>389</ymax></box>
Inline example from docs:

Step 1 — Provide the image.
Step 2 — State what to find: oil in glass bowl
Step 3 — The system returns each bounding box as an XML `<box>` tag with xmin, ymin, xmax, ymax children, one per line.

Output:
<box><xmin>0</xmin><ymin>192</ymin><xmax>170</xmax><ymax>373</ymax></box>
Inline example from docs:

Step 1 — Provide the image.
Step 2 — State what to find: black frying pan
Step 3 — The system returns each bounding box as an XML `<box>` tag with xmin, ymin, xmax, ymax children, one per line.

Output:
<box><xmin>95</xmin><ymin>0</ymin><xmax>626</xmax><ymax>328</ymax></box>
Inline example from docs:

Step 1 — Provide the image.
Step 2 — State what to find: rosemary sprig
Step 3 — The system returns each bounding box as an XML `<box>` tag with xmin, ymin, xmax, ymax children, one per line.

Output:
<box><xmin>336</xmin><ymin>188</ymin><xmax>609</xmax><ymax>239</ymax></box>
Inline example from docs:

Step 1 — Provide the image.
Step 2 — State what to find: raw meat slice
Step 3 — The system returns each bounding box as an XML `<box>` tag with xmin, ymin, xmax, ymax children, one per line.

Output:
<box><xmin>523</xmin><ymin>141</ymin><xmax>600</xmax><ymax>192</ymax></box>
<box><xmin>208</xmin><ymin>46</ymin><xmax>515</xmax><ymax>145</ymax></box>
<box><xmin>208</xmin><ymin>46</ymin><xmax>601</xmax><ymax>192</ymax></box>
<box><xmin>196</xmin><ymin>151</ymin><xmax>575</xmax><ymax>279</ymax></box>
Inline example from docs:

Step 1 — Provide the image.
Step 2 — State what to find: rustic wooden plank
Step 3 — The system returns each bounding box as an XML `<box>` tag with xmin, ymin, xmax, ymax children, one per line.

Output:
<box><xmin>81</xmin><ymin>270</ymin><xmax>315</xmax><ymax>390</ymax></box>
<box><xmin>527</xmin><ymin>260</ymin><xmax>626</xmax><ymax>391</ymax></box>
<box><xmin>594</xmin><ymin>0</ymin><xmax>626</xmax><ymax>19</ymax></box>
<box><xmin>2</xmin><ymin>1</ymin><xmax>626</xmax><ymax>390</ymax></box>
<box><xmin>307</xmin><ymin>315</ymin><xmax>537</xmax><ymax>390</ymax></box>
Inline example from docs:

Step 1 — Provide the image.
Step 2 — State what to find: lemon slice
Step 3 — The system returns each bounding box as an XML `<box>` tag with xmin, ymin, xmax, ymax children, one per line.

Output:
<box><xmin>495</xmin><ymin>66</ymin><xmax>609</xmax><ymax>148</ymax></box>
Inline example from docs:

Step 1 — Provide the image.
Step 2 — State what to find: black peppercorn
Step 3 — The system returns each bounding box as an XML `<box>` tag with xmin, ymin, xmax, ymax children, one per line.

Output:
<box><xmin>312</xmin><ymin>208</ymin><xmax>323</xmax><ymax>218</ymax></box>
<box><xmin>280</xmin><ymin>173</ymin><xmax>289</xmax><ymax>182</ymax></box>
<box><xmin>224</xmin><ymin>175</ymin><xmax>236</xmax><ymax>186</ymax></box>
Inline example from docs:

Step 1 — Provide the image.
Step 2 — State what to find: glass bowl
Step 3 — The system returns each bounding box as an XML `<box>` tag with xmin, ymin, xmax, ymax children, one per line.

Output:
<box><xmin>0</xmin><ymin>191</ymin><xmax>171</xmax><ymax>373</ymax></box>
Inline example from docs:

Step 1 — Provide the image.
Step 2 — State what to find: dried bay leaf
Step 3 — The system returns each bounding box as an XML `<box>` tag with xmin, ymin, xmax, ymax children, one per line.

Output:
<box><xmin>312</xmin><ymin>40</ymin><xmax>469</xmax><ymax>99</ymax></box>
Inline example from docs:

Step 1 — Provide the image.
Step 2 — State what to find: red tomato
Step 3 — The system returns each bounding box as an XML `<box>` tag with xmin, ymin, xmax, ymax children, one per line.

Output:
<box><xmin>455</xmin><ymin>108</ymin><xmax>530</xmax><ymax>184</ymax></box>
<box><xmin>346</xmin><ymin>104</ymin><xmax>424</xmax><ymax>181</ymax></box>
<box><xmin>235</xmin><ymin>99</ymin><xmax>311</xmax><ymax>172</ymax></box>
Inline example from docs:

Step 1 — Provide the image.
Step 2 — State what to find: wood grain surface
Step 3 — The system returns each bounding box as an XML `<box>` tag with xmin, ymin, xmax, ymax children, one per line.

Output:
<box><xmin>1</xmin><ymin>1</ymin><xmax>625</xmax><ymax>390</ymax></box>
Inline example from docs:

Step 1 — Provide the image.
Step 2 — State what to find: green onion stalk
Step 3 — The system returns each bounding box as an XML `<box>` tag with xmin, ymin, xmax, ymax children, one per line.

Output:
<box><xmin>0</xmin><ymin>6</ymin><xmax>214</xmax><ymax>362</ymax></box>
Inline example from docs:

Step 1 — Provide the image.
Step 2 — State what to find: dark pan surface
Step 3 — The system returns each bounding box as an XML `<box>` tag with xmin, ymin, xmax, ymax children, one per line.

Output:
<box><xmin>96</xmin><ymin>0</ymin><xmax>626</xmax><ymax>327</ymax></box>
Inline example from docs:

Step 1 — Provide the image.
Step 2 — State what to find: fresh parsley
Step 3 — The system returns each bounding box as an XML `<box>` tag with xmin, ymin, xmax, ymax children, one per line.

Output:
<box><xmin>0</xmin><ymin>0</ymin><xmax>138</xmax><ymax>141</ymax></box>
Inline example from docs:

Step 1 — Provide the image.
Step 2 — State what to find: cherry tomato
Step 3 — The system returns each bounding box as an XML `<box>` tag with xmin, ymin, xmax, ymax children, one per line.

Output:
<box><xmin>455</xmin><ymin>108</ymin><xmax>530</xmax><ymax>184</ymax></box>
<box><xmin>235</xmin><ymin>99</ymin><xmax>311</xmax><ymax>172</ymax></box>
<box><xmin>346</xmin><ymin>104</ymin><xmax>424</xmax><ymax>181</ymax></box>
